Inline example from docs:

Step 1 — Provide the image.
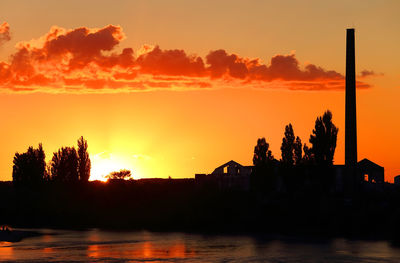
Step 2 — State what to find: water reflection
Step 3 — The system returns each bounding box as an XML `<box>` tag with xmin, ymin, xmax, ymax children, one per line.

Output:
<box><xmin>3</xmin><ymin>229</ymin><xmax>400</xmax><ymax>262</ymax></box>
<box><xmin>87</xmin><ymin>244</ymin><xmax>100</xmax><ymax>258</ymax></box>
<box><xmin>86</xmin><ymin>239</ymin><xmax>195</xmax><ymax>259</ymax></box>
<box><xmin>0</xmin><ymin>242</ymin><xmax>13</xmax><ymax>260</ymax></box>
<box><xmin>42</xmin><ymin>247</ymin><xmax>54</xmax><ymax>253</ymax></box>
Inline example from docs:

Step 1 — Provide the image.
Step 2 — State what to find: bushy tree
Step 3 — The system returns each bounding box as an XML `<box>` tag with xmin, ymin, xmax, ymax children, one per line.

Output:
<box><xmin>252</xmin><ymin>138</ymin><xmax>276</xmax><ymax>192</ymax></box>
<box><xmin>51</xmin><ymin>147</ymin><xmax>79</xmax><ymax>182</ymax></box>
<box><xmin>44</xmin><ymin>162</ymin><xmax>52</xmax><ymax>182</ymax></box>
<box><xmin>106</xmin><ymin>169</ymin><xmax>132</xmax><ymax>180</ymax></box>
<box><xmin>302</xmin><ymin>143</ymin><xmax>314</xmax><ymax>164</ymax></box>
<box><xmin>77</xmin><ymin>136</ymin><xmax>91</xmax><ymax>182</ymax></box>
<box><xmin>12</xmin><ymin>144</ymin><xmax>46</xmax><ymax>185</ymax></box>
<box><xmin>253</xmin><ymin>138</ymin><xmax>274</xmax><ymax>166</ymax></box>
<box><xmin>309</xmin><ymin>110</ymin><xmax>338</xmax><ymax>165</ymax></box>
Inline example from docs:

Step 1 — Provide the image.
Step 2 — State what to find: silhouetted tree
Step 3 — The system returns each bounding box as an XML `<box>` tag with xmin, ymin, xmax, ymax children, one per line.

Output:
<box><xmin>51</xmin><ymin>147</ymin><xmax>79</xmax><ymax>182</ymax></box>
<box><xmin>281</xmin><ymin>124</ymin><xmax>304</xmax><ymax>166</ymax></box>
<box><xmin>252</xmin><ymin>138</ymin><xmax>276</xmax><ymax>192</ymax></box>
<box><xmin>309</xmin><ymin>110</ymin><xmax>338</xmax><ymax>165</ymax></box>
<box><xmin>293</xmin><ymin>136</ymin><xmax>303</xmax><ymax>165</ymax></box>
<box><xmin>302</xmin><ymin>143</ymin><xmax>314</xmax><ymax>164</ymax></box>
<box><xmin>253</xmin><ymin>138</ymin><xmax>274</xmax><ymax>166</ymax></box>
<box><xmin>12</xmin><ymin>144</ymin><xmax>46</xmax><ymax>185</ymax></box>
<box><xmin>77</xmin><ymin>136</ymin><xmax>91</xmax><ymax>182</ymax></box>
<box><xmin>106</xmin><ymin>169</ymin><xmax>132</xmax><ymax>180</ymax></box>
<box><xmin>280</xmin><ymin>124</ymin><xmax>295</xmax><ymax>166</ymax></box>
<box><xmin>44</xmin><ymin>162</ymin><xmax>52</xmax><ymax>181</ymax></box>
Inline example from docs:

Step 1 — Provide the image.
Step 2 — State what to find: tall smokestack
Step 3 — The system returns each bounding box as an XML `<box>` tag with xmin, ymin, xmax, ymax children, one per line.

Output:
<box><xmin>345</xmin><ymin>28</ymin><xmax>357</xmax><ymax>166</ymax></box>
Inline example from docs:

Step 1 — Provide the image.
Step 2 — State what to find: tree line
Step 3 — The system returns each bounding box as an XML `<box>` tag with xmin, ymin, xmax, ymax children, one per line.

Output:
<box><xmin>12</xmin><ymin>136</ymin><xmax>91</xmax><ymax>185</ymax></box>
<box><xmin>11</xmin><ymin>111</ymin><xmax>337</xmax><ymax>186</ymax></box>
<box><xmin>253</xmin><ymin>110</ymin><xmax>338</xmax><ymax>167</ymax></box>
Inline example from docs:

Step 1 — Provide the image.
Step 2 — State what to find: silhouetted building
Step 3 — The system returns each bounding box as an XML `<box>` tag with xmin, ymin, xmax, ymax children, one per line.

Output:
<box><xmin>195</xmin><ymin>160</ymin><xmax>252</xmax><ymax>191</ymax></box>
<box><xmin>394</xmin><ymin>175</ymin><xmax>400</xmax><ymax>185</ymax></box>
<box><xmin>358</xmin><ymin>159</ymin><xmax>384</xmax><ymax>183</ymax></box>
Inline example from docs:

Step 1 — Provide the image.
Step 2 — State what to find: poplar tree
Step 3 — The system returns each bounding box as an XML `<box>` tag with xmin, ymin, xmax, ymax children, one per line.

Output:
<box><xmin>281</xmin><ymin>124</ymin><xmax>295</xmax><ymax>166</ymax></box>
<box><xmin>77</xmin><ymin>136</ymin><xmax>91</xmax><ymax>182</ymax></box>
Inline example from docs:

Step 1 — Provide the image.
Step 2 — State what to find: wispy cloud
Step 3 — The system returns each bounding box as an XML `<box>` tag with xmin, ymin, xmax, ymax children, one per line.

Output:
<box><xmin>0</xmin><ymin>22</ymin><xmax>11</xmax><ymax>46</ymax></box>
<box><xmin>0</xmin><ymin>23</ymin><xmax>376</xmax><ymax>93</ymax></box>
<box><xmin>358</xmin><ymin>70</ymin><xmax>383</xmax><ymax>78</ymax></box>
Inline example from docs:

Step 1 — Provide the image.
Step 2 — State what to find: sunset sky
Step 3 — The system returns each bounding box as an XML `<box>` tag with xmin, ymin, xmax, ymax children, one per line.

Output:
<box><xmin>1</xmin><ymin>0</ymin><xmax>399</xmax><ymax>181</ymax></box>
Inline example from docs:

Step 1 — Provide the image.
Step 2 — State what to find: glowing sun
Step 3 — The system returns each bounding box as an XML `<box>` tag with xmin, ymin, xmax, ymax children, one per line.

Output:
<box><xmin>89</xmin><ymin>152</ymin><xmax>136</xmax><ymax>181</ymax></box>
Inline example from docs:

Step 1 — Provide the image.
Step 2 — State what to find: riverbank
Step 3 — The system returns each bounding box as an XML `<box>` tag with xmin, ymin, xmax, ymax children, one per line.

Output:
<box><xmin>0</xmin><ymin>229</ymin><xmax>42</xmax><ymax>242</ymax></box>
<box><xmin>2</xmin><ymin>180</ymin><xmax>400</xmax><ymax>242</ymax></box>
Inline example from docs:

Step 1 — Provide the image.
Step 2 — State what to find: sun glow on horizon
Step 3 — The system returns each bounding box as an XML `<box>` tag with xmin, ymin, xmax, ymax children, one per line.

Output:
<box><xmin>89</xmin><ymin>152</ymin><xmax>137</xmax><ymax>182</ymax></box>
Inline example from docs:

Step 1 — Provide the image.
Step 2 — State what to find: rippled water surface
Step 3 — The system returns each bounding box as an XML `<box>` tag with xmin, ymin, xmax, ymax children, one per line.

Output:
<box><xmin>2</xmin><ymin>229</ymin><xmax>400</xmax><ymax>262</ymax></box>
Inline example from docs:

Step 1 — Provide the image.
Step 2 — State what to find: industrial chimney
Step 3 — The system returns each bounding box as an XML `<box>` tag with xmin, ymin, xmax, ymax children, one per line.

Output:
<box><xmin>345</xmin><ymin>28</ymin><xmax>357</xmax><ymax>167</ymax></box>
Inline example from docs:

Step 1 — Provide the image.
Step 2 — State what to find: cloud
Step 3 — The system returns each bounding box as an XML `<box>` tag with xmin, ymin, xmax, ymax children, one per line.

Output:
<box><xmin>206</xmin><ymin>50</ymin><xmax>343</xmax><ymax>82</ymax></box>
<box><xmin>359</xmin><ymin>70</ymin><xmax>383</xmax><ymax>78</ymax></box>
<box><xmin>0</xmin><ymin>22</ymin><xmax>11</xmax><ymax>45</ymax></box>
<box><xmin>0</xmin><ymin>23</ymin><xmax>376</xmax><ymax>93</ymax></box>
<box><xmin>136</xmin><ymin>46</ymin><xmax>206</xmax><ymax>77</ymax></box>
<box><xmin>206</xmin><ymin>49</ymin><xmax>249</xmax><ymax>79</ymax></box>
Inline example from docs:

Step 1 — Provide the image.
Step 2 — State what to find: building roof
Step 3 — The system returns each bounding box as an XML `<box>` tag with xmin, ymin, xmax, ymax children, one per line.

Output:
<box><xmin>212</xmin><ymin>160</ymin><xmax>243</xmax><ymax>171</ymax></box>
<box><xmin>358</xmin><ymin>158</ymin><xmax>384</xmax><ymax>169</ymax></box>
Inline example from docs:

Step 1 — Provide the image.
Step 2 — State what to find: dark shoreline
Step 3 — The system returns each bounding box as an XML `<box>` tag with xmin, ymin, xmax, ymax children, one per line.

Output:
<box><xmin>2</xmin><ymin>180</ymin><xmax>400</xmax><ymax>243</ymax></box>
<box><xmin>0</xmin><ymin>229</ymin><xmax>42</xmax><ymax>242</ymax></box>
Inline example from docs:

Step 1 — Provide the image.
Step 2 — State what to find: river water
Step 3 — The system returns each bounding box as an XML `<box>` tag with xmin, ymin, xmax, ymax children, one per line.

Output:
<box><xmin>1</xmin><ymin>229</ymin><xmax>400</xmax><ymax>262</ymax></box>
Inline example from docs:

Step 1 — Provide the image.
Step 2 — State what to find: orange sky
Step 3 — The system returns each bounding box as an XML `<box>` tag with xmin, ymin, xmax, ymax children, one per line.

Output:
<box><xmin>0</xmin><ymin>0</ymin><xmax>399</xmax><ymax>181</ymax></box>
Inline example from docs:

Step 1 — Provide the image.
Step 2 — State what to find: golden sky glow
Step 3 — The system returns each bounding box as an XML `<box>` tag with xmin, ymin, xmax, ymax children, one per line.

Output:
<box><xmin>1</xmin><ymin>0</ymin><xmax>400</xmax><ymax>181</ymax></box>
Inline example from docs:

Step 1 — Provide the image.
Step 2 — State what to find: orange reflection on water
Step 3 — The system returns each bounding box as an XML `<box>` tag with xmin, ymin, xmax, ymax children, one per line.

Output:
<box><xmin>142</xmin><ymin>241</ymin><xmax>153</xmax><ymax>258</ymax></box>
<box><xmin>42</xmin><ymin>247</ymin><xmax>54</xmax><ymax>253</ymax></box>
<box><xmin>133</xmin><ymin>241</ymin><xmax>195</xmax><ymax>259</ymax></box>
<box><xmin>0</xmin><ymin>242</ymin><xmax>14</xmax><ymax>260</ymax></box>
<box><xmin>87</xmin><ymin>241</ymin><xmax>195</xmax><ymax>259</ymax></box>
<box><xmin>169</xmin><ymin>243</ymin><xmax>193</xmax><ymax>258</ymax></box>
<box><xmin>87</xmin><ymin>244</ymin><xmax>101</xmax><ymax>258</ymax></box>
